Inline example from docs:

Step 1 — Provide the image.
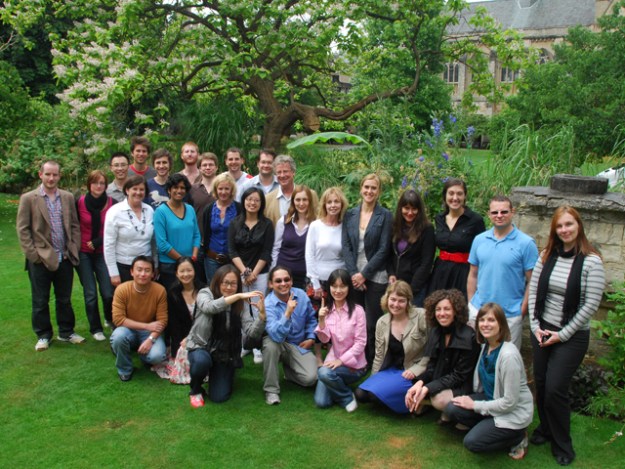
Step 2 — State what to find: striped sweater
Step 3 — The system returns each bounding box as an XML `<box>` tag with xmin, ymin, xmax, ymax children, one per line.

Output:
<box><xmin>529</xmin><ymin>254</ymin><xmax>605</xmax><ymax>342</ymax></box>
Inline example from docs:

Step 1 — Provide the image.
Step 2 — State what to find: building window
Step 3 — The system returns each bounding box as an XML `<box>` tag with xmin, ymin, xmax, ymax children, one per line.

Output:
<box><xmin>500</xmin><ymin>66</ymin><xmax>520</xmax><ymax>83</ymax></box>
<box><xmin>444</xmin><ymin>62</ymin><xmax>459</xmax><ymax>83</ymax></box>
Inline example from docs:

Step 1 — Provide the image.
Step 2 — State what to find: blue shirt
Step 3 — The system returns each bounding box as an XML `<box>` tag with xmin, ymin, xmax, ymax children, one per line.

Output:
<box><xmin>144</xmin><ymin>178</ymin><xmax>169</xmax><ymax>209</ymax></box>
<box><xmin>208</xmin><ymin>202</ymin><xmax>237</xmax><ymax>254</ymax></box>
<box><xmin>154</xmin><ymin>203</ymin><xmax>201</xmax><ymax>264</ymax></box>
<box><xmin>469</xmin><ymin>226</ymin><xmax>538</xmax><ymax>318</ymax></box>
<box><xmin>478</xmin><ymin>343</ymin><xmax>501</xmax><ymax>400</ymax></box>
<box><xmin>265</xmin><ymin>287</ymin><xmax>317</xmax><ymax>353</ymax></box>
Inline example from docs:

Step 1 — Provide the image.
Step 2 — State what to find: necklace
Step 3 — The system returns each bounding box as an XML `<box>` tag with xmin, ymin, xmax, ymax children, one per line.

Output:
<box><xmin>133</xmin><ymin>282</ymin><xmax>148</xmax><ymax>294</ymax></box>
<box><xmin>127</xmin><ymin>207</ymin><xmax>146</xmax><ymax>235</ymax></box>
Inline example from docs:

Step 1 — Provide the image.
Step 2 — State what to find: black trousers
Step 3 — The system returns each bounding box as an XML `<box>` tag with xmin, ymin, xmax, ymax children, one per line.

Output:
<box><xmin>353</xmin><ymin>280</ymin><xmax>387</xmax><ymax>366</ymax></box>
<box><xmin>531</xmin><ymin>329</ymin><xmax>589</xmax><ymax>460</ymax></box>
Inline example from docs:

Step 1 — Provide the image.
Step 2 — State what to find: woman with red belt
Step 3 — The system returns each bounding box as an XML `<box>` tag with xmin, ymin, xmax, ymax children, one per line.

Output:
<box><xmin>426</xmin><ymin>178</ymin><xmax>485</xmax><ymax>299</ymax></box>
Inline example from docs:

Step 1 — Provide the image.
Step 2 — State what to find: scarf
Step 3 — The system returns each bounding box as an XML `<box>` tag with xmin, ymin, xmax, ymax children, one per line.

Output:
<box><xmin>533</xmin><ymin>246</ymin><xmax>586</xmax><ymax>327</ymax></box>
<box><xmin>84</xmin><ymin>192</ymin><xmax>108</xmax><ymax>249</ymax></box>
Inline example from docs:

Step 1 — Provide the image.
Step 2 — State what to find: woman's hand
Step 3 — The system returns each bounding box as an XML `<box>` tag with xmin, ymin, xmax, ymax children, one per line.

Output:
<box><xmin>451</xmin><ymin>395</ymin><xmax>475</xmax><ymax>410</ymax></box>
<box><xmin>537</xmin><ymin>328</ymin><xmax>561</xmax><ymax>348</ymax></box>
<box><xmin>318</xmin><ymin>297</ymin><xmax>328</xmax><ymax>320</ymax></box>
<box><xmin>389</xmin><ymin>275</ymin><xmax>397</xmax><ymax>284</ymax></box>
<box><xmin>402</xmin><ymin>370</ymin><xmax>416</xmax><ymax>380</ymax></box>
<box><xmin>352</xmin><ymin>273</ymin><xmax>366</xmax><ymax>290</ymax></box>
<box><xmin>324</xmin><ymin>359</ymin><xmax>342</xmax><ymax>370</ymax></box>
<box><xmin>405</xmin><ymin>381</ymin><xmax>427</xmax><ymax>412</ymax></box>
<box><xmin>111</xmin><ymin>275</ymin><xmax>121</xmax><ymax>287</ymax></box>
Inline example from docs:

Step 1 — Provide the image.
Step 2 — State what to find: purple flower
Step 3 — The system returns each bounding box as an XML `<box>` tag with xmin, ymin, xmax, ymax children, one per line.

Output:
<box><xmin>467</xmin><ymin>126</ymin><xmax>475</xmax><ymax>137</ymax></box>
<box><xmin>432</xmin><ymin>118</ymin><xmax>443</xmax><ymax>138</ymax></box>
<box><xmin>449</xmin><ymin>114</ymin><xmax>457</xmax><ymax>124</ymax></box>
<box><xmin>419</xmin><ymin>156</ymin><xmax>425</xmax><ymax>162</ymax></box>
<box><xmin>441</xmin><ymin>177</ymin><xmax>449</xmax><ymax>183</ymax></box>
<box><xmin>401</xmin><ymin>176</ymin><xmax>408</xmax><ymax>188</ymax></box>
<box><xmin>442</xmin><ymin>152</ymin><xmax>449</xmax><ymax>161</ymax></box>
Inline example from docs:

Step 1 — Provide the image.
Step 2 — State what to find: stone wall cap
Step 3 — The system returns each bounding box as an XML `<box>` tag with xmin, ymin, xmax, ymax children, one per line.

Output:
<box><xmin>550</xmin><ymin>174</ymin><xmax>608</xmax><ymax>195</ymax></box>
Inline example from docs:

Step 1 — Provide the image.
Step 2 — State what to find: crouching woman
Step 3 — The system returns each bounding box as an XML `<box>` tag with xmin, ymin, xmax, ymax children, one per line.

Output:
<box><xmin>444</xmin><ymin>303</ymin><xmax>533</xmax><ymax>460</ymax></box>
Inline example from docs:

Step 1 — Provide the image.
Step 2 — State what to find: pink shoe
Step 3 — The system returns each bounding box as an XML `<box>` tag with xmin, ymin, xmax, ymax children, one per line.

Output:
<box><xmin>190</xmin><ymin>394</ymin><xmax>205</xmax><ymax>408</ymax></box>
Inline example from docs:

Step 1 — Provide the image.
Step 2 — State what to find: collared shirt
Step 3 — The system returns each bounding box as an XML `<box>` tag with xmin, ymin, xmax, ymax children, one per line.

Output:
<box><xmin>275</xmin><ymin>186</ymin><xmax>291</xmax><ymax>218</ymax></box>
<box><xmin>240</xmin><ymin>174</ymin><xmax>280</xmax><ymax>197</ymax></box>
<box><xmin>106</xmin><ymin>181</ymin><xmax>125</xmax><ymax>203</ymax></box>
<box><xmin>469</xmin><ymin>225</ymin><xmax>538</xmax><ymax>317</ymax></box>
<box><xmin>315</xmin><ymin>302</ymin><xmax>367</xmax><ymax>370</ymax></box>
<box><xmin>265</xmin><ymin>288</ymin><xmax>317</xmax><ymax>351</ymax></box>
<box><xmin>41</xmin><ymin>185</ymin><xmax>65</xmax><ymax>262</ymax></box>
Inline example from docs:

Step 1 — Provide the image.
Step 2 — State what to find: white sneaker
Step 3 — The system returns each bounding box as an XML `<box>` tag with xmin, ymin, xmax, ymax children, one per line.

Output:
<box><xmin>253</xmin><ymin>348</ymin><xmax>263</xmax><ymax>364</ymax></box>
<box><xmin>345</xmin><ymin>394</ymin><xmax>358</xmax><ymax>413</ymax></box>
<box><xmin>35</xmin><ymin>338</ymin><xmax>50</xmax><ymax>351</ymax></box>
<box><xmin>92</xmin><ymin>332</ymin><xmax>106</xmax><ymax>341</ymax></box>
<box><xmin>57</xmin><ymin>333</ymin><xmax>86</xmax><ymax>344</ymax></box>
<box><xmin>265</xmin><ymin>392</ymin><xmax>281</xmax><ymax>405</ymax></box>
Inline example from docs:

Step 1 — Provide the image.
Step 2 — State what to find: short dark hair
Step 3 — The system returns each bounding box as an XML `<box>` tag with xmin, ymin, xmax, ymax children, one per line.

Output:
<box><xmin>165</xmin><ymin>173</ymin><xmax>191</xmax><ymax>192</ymax></box>
<box><xmin>489</xmin><ymin>194</ymin><xmax>513</xmax><ymax>209</ymax></box>
<box><xmin>152</xmin><ymin>148</ymin><xmax>173</xmax><ymax>167</ymax></box>
<box><xmin>424</xmin><ymin>289</ymin><xmax>469</xmax><ymax>327</ymax></box>
<box><xmin>210</xmin><ymin>265</ymin><xmax>244</xmax><ymax>316</ymax></box>
<box><xmin>131</xmin><ymin>255</ymin><xmax>155</xmax><ymax>270</ymax></box>
<box><xmin>130</xmin><ymin>136</ymin><xmax>151</xmax><ymax>153</ymax></box>
<box><xmin>269</xmin><ymin>265</ymin><xmax>292</xmax><ymax>283</ymax></box>
<box><xmin>259</xmin><ymin>148</ymin><xmax>276</xmax><ymax>159</ymax></box>
<box><xmin>240</xmin><ymin>187</ymin><xmax>266</xmax><ymax>218</ymax></box>
<box><xmin>109</xmin><ymin>152</ymin><xmax>130</xmax><ymax>165</ymax></box>
<box><xmin>225</xmin><ymin>147</ymin><xmax>243</xmax><ymax>159</ymax></box>
<box><xmin>123</xmin><ymin>175</ymin><xmax>148</xmax><ymax>196</ymax></box>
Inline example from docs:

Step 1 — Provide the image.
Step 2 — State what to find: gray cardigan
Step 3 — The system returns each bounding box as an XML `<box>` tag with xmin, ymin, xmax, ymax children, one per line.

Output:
<box><xmin>472</xmin><ymin>341</ymin><xmax>534</xmax><ymax>430</ymax></box>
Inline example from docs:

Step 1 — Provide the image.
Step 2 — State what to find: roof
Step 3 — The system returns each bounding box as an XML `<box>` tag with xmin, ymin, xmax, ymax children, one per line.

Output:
<box><xmin>450</xmin><ymin>0</ymin><xmax>597</xmax><ymax>34</ymax></box>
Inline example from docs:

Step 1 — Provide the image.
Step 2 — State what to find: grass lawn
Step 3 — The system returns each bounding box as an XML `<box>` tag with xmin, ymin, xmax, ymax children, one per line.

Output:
<box><xmin>1</xmin><ymin>193</ymin><xmax>623</xmax><ymax>468</ymax></box>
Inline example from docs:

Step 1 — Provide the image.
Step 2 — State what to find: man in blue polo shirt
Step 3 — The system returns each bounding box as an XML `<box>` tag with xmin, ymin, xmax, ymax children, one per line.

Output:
<box><xmin>262</xmin><ymin>265</ymin><xmax>318</xmax><ymax>405</ymax></box>
<box><xmin>467</xmin><ymin>195</ymin><xmax>538</xmax><ymax>349</ymax></box>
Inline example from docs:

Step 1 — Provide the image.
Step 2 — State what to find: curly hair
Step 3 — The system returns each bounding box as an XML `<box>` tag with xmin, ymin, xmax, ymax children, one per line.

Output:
<box><xmin>424</xmin><ymin>289</ymin><xmax>468</xmax><ymax>327</ymax></box>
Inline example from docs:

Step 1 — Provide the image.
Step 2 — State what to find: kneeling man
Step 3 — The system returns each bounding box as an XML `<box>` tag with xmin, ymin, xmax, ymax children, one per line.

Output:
<box><xmin>110</xmin><ymin>256</ymin><xmax>167</xmax><ymax>381</ymax></box>
<box><xmin>262</xmin><ymin>266</ymin><xmax>318</xmax><ymax>405</ymax></box>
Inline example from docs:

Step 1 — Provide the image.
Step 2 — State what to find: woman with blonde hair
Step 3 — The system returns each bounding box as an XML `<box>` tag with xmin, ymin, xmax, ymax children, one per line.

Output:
<box><xmin>355</xmin><ymin>280</ymin><xmax>428</xmax><ymax>413</ymax></box>
<box><xmin>528</xmin><ymin>205</ymin><xmax>604</xmax><ymax>466</ymax></box>
<box><xmin>305</xmin><ymin>186</ymin><xmax>348</xmax><ymax>299</ymax></box>
<box><xmin>271</xmin><ymin>185</ymin><xmax>317</xmax><ymax>290</ymax></box>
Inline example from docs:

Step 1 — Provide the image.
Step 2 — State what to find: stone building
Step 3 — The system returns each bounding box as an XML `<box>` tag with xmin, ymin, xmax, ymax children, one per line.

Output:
<box><xmin>447</xmin><ymin>0</ymin><xmax>618</xmax><ymax>115</ymax></box>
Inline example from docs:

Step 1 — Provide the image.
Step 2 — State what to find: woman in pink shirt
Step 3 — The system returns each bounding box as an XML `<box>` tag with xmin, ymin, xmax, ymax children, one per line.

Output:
<box><xmin>314</xmin><ymin>268</ymin><xmax>367</xmax><ymax>412</ymax></box>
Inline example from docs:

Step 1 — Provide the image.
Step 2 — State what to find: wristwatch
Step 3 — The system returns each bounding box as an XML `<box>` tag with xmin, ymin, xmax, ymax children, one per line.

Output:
<box><xmin>149</xmin><ymin>335</ymin><xmax>156</xmax><ymax>343</ymax></box>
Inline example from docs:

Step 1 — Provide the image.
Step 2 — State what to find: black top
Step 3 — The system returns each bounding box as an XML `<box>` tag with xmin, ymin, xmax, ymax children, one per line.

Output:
<box><xmin>381</xmin><ymin>332</ymin><xmax>406</xmax><ymax>371</ymax></box>
<box><xmin>228</xmin><ymin>216</ymin><xmax>274</xmax><ymax>273</ymax></box>
<box><xmin>167</xmin><ymin>287</ymin><xmax>195</xmax><ymax>357</ymax></box>
<box><xmin>434</xmin><ymin>207</ymin><xmax>485</xmax><ymax>253</ymax></box>
<box><xmin>414</xmin><ymin>323</ymin><xmax>480</xmax><ymax>397</ymax></box>
<box><xmin>387</xmin><ymin>224</ymin><xmax>436</xmax><ymax>296</ymax></box>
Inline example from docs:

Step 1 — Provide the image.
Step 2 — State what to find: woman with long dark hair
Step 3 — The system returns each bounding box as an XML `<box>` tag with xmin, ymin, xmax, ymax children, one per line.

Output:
<box><xmin>314</xmin><ymin>269</ymin><xmax>367</xmax><ymax>412</ymax></box>
<box><xmin>427</xmin><ymin>178</ymin><xmax>484</xmax><ymax>298</ymax></box>
<box><xmin>272</xmin><ymin>184</ymin><xmax>317</xmax><ymax>290</ymax></box>
<box><xmin>388</xmin><ymin>189</ymin><xmax>435</xmax><ymax>306</ymax></box>
<box><xmin>528</xmin><ymin>206</ymin><xmax>604</xmax><ymax>466</ymax></box>
<box><xmin>76</xmin><ymin>170</ymin><xmax>116</xmax><ymax>338</ymax></box>
<box><xmin>186</xmin><ymin>265</ymin><xmax>265</xmax><ymax>407</ymax></box>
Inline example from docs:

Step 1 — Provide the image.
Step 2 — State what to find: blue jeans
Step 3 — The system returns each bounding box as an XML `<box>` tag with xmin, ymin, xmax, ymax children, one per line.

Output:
<box><xmin>188</xmin><ymin>348</ymin><xmax>235</xmax><ymax>403</ymax></box>
<box><xmin>110</xmin><ymin>327</ymin><xmax>167</xmax><ymax>375</ymax></box>
<box><xmin>315</xmin><ymin>365</ymin><xmax>367</xmax><ymax>408</ymax></box>
<box><xmin>77</xmin><ymin>251</ymin><xmax>113</xmax><ymax>333</ymax></box>
<box><xmin>445</xmin><ymin>393</ymin><xmax>526</xmax><ymax>453</ymax></box>
<box><xmin>203</xmin><ymin>257</ymin><xmax>221</xmax><ymax>285</ymax></box>
<box><xmin>28</xmin><ymin>259</ymin><xmax>76</xmax><ymax>340</ymax></box>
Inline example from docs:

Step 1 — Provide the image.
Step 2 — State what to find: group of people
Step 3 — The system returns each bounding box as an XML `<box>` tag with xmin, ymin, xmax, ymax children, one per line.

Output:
<box><xmin>17</xmin><ymin>137</ymin><xmax>605</xmax><ymax>466</ymax></box>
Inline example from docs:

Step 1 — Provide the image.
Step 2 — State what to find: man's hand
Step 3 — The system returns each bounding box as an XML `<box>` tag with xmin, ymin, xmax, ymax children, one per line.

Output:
<box><xmin>285</xmin><ymin>293</ymin><xmax>297</xmax><ymax>319</ymax></box>
<box><xmin>298</xmin><ymin>338</ymin><xmax>315</xmax><ymax>350</ymax></box>
<box><xmin>137</xmin><ymin>337</ymin><xmax>153</xmax><ymax>355</ymax></box>
<box><xmin>146</xmin><ymin>321</ymin><xmax>165</xmax><ymax>333</ymax></box>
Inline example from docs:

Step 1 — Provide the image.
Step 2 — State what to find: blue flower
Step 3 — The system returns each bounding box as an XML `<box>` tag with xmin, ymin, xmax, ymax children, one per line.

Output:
<box><xmin>425</xmin><ymin>138</ymin><xmax>433</xmax><ymax>148</ymax></box>
<box><xmin>441</xmin><ymin>177</ymin><xmax>449</xmax><ymax>183</ymax></box>
<box><xmin>448</xmin><ymin>138</ymin><xmax>454</xmax><ymax>145</ymax></box>
<box><xmin>401</xmin><ymin>176</ymin><xmax>408</xmax><ymax>188</ymax></box>
<box><xmin>449</xmin><ymin>114</ymin><xmax>457</xmax><ymax>124</ymax></box>
<box><xmin>432</xmin><ymin>118</ymin><xmax>443</xmax><ymax>138</ymax></box>
<box><xmin>442</xmin><ymin>152</ymin><xmax>449</xmax><ymax>161</ymax></box>
<box><xmin>467</xmin><ymin>126</ymin><xmax>475</xmax><ymax>137</ymax></box>
<box><xmin>418</xmin><ymin>156</ymin><xmax>425</xmax><ymax>162</ymax></box>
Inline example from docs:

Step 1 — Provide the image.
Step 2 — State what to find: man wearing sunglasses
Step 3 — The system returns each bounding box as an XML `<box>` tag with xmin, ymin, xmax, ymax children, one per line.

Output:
<box><xmin>261</xmin><ymin>265</ymin><xmax>318</xmax><ymax>405</ymax></box>
<box><xmin>467</xmin><ymin>195</ymin><xmax>538</xmax><ymax>350</ymax></box>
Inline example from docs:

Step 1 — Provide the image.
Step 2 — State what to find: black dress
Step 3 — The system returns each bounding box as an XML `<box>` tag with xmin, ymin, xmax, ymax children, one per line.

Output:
<box><xmin>426</xmin><ymin>207</ymin><xmax>485</xmax><ymax>298</ymax></box>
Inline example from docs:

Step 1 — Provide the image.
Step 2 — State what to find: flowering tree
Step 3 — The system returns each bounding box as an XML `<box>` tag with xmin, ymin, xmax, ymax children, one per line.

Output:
<box><xmin>3</xmin><ymin>0</ymin><xmax>526</xmax><ymax>150</ymax></box>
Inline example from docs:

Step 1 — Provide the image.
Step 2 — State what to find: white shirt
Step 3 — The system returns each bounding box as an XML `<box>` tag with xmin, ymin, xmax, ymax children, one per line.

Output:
<box><xmin>103</xmin><ymin>199</ymin><xmax>155</xmax><ymax>277</ymax></box>
<box><xmin>305</xmin><ymin>220</ymin><xmax>345</xmax><ymax>289</ymax></box>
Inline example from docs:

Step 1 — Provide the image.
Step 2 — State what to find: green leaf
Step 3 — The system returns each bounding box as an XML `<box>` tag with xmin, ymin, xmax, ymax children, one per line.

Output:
<box><xmin>286</xmin><ymin>132</ymin><xmax>370</xmax><ymax>149</ymax></box>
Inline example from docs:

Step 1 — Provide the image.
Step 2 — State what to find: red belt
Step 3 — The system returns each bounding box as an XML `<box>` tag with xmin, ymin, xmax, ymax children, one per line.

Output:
<box><xmin>439</xmin><ymin>250</ymin><xmax>469</xmax><ymax>263</ymax></box>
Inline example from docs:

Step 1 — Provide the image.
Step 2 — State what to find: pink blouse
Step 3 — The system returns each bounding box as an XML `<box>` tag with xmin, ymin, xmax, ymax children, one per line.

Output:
<box><xmin>315</xmin><ymin>303</ymin><xmax>367</xmax><ymax>370</ymax></box>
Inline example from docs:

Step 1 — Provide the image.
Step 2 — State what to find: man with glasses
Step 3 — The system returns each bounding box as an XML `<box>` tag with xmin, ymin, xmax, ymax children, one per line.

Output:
<box><xmin>106</xmin><ymin>152</ymin><xmax>130</xmax><ymax>202</ymax></box>
<box><xmin>467</xmin><ymin>195</ymin><xmax>538</xmax><ymax>349</ymax></box>
<box><xmin>261</xmin><ymin>266</ymin><xmax>318</xmax><ymax>405</ymax></box>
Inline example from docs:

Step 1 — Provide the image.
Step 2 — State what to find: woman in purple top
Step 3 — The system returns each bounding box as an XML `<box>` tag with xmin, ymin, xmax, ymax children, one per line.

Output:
<box><xmin>271</xmin><ymin>185</ymin><xmax>317</xmax><ymax>290</ymax></box>
<box><xmin>76</xmin><ymin>170</ymin><xmax>115</xmax><ymax>340</ymax></box>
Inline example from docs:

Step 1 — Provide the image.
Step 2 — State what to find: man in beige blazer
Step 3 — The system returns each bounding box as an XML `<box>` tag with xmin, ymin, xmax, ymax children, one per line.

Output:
<box><xmin>17</xmin><ymin>161</ymin><xmax>84</xmax><ymax>351</ymax></box>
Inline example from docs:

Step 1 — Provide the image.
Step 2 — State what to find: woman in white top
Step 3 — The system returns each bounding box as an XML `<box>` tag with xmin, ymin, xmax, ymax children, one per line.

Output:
<box><xmin>305</xmin><ymin>187</ymin><xmax>348</xmax><ymax>299</ymax></box>
<box><xmin>103</xmin><ymin>176</ymin><xmax>155</xmax><ymax>286</ymax></box>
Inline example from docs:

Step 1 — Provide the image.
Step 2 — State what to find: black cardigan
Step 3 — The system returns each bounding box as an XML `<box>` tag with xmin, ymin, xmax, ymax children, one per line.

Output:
<box><xmin>387</xmin><ymin>224</ymin><xmax>436</xmax><ymax>296</ymax></box>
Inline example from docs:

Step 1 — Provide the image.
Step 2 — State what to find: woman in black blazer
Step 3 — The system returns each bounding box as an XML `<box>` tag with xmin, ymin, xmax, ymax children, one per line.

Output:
<box><xmin>342</xmin><ymin>173</ymin><xmax>392</xmax><ymax>365</ymax></box>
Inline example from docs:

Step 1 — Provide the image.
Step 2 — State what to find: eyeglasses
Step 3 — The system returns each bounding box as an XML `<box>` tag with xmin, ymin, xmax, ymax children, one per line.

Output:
<box><xmin>221</xmin><ymin>281</ymin><xmax>237</xmax><ymax>288</ymax></box>
<box><xmin>273</xmin><ymin>277</ymin><xmax>291</xmax><ymax>284</ymax></box>
<box><xmin>489</xmin><ymin>210</ymin><xmax>510</xmax><ymax>216</ymax></box>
